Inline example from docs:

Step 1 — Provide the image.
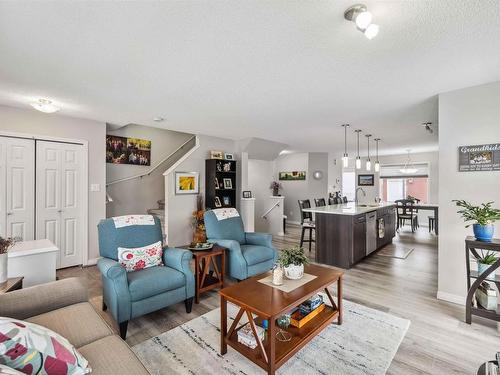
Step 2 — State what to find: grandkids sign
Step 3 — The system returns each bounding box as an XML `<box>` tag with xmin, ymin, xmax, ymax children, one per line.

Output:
<box><xmin>458</xmin><ymin>143</ymin><xmax>500</xmax><ymax>172</ymax></box>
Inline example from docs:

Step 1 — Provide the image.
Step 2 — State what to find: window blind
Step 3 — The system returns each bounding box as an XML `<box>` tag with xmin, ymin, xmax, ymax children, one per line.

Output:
<box><xmin>379</xmin><ymin>163</ymin><xmax>429</xmax><ymax>178</ymax></box>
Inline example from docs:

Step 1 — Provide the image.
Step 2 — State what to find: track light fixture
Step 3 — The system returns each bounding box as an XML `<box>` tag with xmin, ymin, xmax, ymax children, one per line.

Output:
<box><xmin>344</xmin><ymin>4</ymin><xmax>379</xmax><ymax>40</ymax></box>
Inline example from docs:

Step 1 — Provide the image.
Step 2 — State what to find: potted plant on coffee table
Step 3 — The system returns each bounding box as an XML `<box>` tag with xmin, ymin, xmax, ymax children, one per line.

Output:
<box><xmin>278</xmin><ymin>245</ymin><xmax>309</xmax><ymax>280</ymax></box>
<box><xmin>0</xmin><ymin>236</ymin><xmax>17</xmax><ymax>284</ymax></box>
<box><xmin>453</xmin><ymin>200</ymin><xmax>500</xmax><ymax>242</ymax></box>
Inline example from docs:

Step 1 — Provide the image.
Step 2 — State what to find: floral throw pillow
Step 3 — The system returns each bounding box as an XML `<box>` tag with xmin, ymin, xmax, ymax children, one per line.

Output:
<box><xmin>117</xmin><ymin>241</ymin><xmax>163</xmax><ymax>272</ymax></box>
<box><xmin>0</xmin><ymin>318</ymin><xmax>91</xmax><ymax>375</ymax></box>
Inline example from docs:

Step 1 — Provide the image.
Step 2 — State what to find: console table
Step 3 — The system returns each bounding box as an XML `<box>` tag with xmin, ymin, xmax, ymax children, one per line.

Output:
<box><xmin>465</xmin><ymin>236</ymin><xmax>500</xmax><ymax>324</ymax></box>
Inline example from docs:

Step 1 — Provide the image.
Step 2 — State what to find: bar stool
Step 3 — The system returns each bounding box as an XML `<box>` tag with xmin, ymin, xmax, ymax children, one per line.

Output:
<box><xmin>428</xmin><ymin>216</ymin><xmax>435</xmax><ymax>233</ymax></box>
<box><xmin>298</xmin><ymin>199</ymin><xmax>315</xmax><ymax>252</ymax></box>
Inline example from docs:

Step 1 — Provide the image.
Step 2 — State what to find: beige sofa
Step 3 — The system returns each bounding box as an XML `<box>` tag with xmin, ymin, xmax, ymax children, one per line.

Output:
<box><xmin>0</xmin><ymin>277</ymin><xmax>149</xmax><ymax>375</ymax></box>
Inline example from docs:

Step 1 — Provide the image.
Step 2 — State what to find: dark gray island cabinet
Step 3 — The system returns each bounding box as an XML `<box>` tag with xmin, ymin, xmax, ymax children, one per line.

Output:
<box><xmin>303</xmin><ymin>203</ymin><xmax>396</xmax><ymax>269</ymax></box>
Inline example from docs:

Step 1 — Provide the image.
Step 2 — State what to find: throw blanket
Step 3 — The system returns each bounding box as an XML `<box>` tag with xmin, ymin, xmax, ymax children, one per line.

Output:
<box><xmin>212</xmin><ymin>208</ymin><xmax>240</xmax><ymax>221</ymax></box>
<box><xmin>113</xmin><ymin>215</ymin><xmax>156</xmax><ymax>228</ymax></box>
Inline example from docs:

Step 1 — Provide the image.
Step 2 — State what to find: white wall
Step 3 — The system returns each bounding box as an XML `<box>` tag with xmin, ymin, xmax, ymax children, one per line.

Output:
<box><xmin>354</xmin><ymin>158</ymin><xmax>380</xmax><ymax>204</ymax></box>
<box><xmin>106</xmin><ymin>124</ymin><xmax>192</xmax><ymax>217</ymax></box>
<box><xmin>438</xmin><ymin>81</ymin><xmax>500</xmax><ymax>304</ymax></box>
<box><xmin>327</xmin><ymin>152</ymin><xmax>343</xmax><ymax>195</ymax></box>
<box><xmin>0</xmin><ymin>104</ymin><xmax>106</xmax><ymax>262</ymax></box>
<box><xmin>247</xmin><ymin>159</ymin><xmax>275</xmax><ymax>232</ymax></box>
<box><xmin>165</xmin><ymin>135</ymin><xmax>239</xmax><ymax>246</ymax></box>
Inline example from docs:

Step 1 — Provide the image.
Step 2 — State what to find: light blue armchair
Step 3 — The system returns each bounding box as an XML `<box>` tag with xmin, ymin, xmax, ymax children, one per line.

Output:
<box><xmin>204</xmin><ymin>210</ymin><xmax>278</xmax><ymax>280</ymax></box>
<box><xmin>97</xmin><ymin>216</ymin><xmax>194</xmax><ymax>339</ymax></box>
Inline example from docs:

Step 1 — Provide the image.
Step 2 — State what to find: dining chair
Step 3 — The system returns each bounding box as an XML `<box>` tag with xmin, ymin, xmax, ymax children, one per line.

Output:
<box><xmin>314</xmin><ymin>198</ymin><xmax>326</xmax><ymax>207</ymax></box>
<box><xmin>328</xmin><ymin>197</ymin><xmax>340</xmax><ymax>205</ymax></box>
<box><xmin>342</xmin><ymin>196</ymin><xmax>348</xmax><ymax>203</ymax></box>
<box><xmin>298</xmin><ymin>199</ymin><xmax>315</xmax><ymax>252</ymax></box>
<box><xmin>395</xmin><ymin>199</ymin><xmax>418</xmax><ymax>232</ymax></box>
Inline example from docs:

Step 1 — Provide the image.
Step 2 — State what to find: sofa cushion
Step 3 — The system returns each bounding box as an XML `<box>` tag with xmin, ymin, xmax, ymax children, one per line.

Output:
<box><xmin>26</xmin><ymin>302</ymin><xmax>113</xmax><ymax>349</ymax></box>
<box><xmin>118</xmin><ymin>240</ymin><xmax>163</xmax><ymax>272</ymax></box>
<box><xmin>127</xmin><ymin>266</ymin><xmax>185</xmax><ymax>302</ymax></box>
<box><xmin>204</xmin><ymin>210</ymin><xmax>246</xmax><ymax>244</ymax></box>
<box><xmin>0</xmin><ymin>317</ymin><xmax>91</xmax><ymax>374</ymax></box>
<box><xmin>241</xmin><ymin>245</ymin><xmax>275</xmax><ymax>266</ymax></box>
<box><xmin>78</xmin><ymin>335</ymin><xmax>149</xmax><ymax>375</ymax></box>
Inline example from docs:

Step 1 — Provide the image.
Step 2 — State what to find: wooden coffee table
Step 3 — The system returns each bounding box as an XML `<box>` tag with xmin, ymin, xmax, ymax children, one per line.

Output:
<box><xmin>219</xmin><ymin>264</ymin><xmax>343</xmax><ymax>375</ymax></box>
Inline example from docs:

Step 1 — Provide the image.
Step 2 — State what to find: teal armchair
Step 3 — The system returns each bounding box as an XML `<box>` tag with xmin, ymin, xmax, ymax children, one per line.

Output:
<box><xmin>97</xmin><ymin>216</ymin><xmax>194</xmax><ymax>339</ymax></box>
<box><xmin>204</xmin><ymin>210</ymin><xmax>278</xmax><ymax>280</ymax></box>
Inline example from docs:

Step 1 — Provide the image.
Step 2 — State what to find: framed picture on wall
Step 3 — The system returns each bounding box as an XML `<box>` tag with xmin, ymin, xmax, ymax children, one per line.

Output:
<box><xmin>242</xmin><ymin>191</ymin><xmax>252</xmax><ymax>198</ymax></box>
<box><xmin>175</xmin><ymin>172</ymin><xmax>200</xmax><ymax>194</ymax></box>
<box><xmin>358</xmin><ymin>174</ymin><xmax>374</xmax><ymax>186</ymax></box>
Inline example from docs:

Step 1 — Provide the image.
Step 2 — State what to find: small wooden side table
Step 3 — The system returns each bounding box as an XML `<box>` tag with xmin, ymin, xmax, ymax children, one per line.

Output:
<box><xmin>0</xmin><ymin>277</ymin><xmax>24</xmax><ymax>294</ymax></box>
<box><xmin>191</xmin><ymin>245</ymin><xmax>225</xmax><ymax>304</ymax></box>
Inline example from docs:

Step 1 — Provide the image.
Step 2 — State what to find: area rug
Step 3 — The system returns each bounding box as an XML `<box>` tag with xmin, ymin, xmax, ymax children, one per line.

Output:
<box><xmin>133</xmin><ymin>299</ymin><xmax>410</xmax><ymax>375</ymax></box>
<box><xmin>377</xmin><ymin>245</ymin><xmax>414</xmax><ymax>259</ymax></box>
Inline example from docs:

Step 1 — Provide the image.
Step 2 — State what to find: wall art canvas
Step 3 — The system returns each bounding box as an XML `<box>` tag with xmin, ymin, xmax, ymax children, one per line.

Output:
<box><xmin>175</xmin><ymin>172</ymin><xmax>200</xmax><ymax>194</ymax></box>
<box><xmin>106</xmin><ymin>135</ymin><xmax>151</xmax><ymax>166</ymax></box>
<box><xmin>279</xmin><ymin>171</ymin><xmax>306</xmax><ymax>181</ymax></box>
<box><xmin>458</xmin><ymin>143</ymin><xmax>500</xmax><ymax>172</ymax></box>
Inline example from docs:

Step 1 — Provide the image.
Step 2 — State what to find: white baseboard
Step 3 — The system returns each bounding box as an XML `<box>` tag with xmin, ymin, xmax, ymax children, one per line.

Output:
<box><xmin>85</xmin><ymin>257</ymin><xmax>100</xmax><ymax>266</ymax></box>
<box><xmin>437</xmin><ymin>291</ymin><xmax>465</xmax><ymax>305</ymax></box>
<box><xmin>286</xmin><ymin>220</ymin><xmax>301</xmax><ymax>226</ymax></box>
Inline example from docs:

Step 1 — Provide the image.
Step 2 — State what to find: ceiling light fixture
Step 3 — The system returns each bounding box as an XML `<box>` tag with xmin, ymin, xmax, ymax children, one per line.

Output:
<box><xmin>30</xmin><ymin>99</ymin><xmax>60</xmax><ymax>114</ymax></box>
<box><xmin>400</xmin><ymin>150</ymin><xmax>418</xmax><ymax>174</ymax></box>
<box><xmin>341</xmin><ymin>124</ymin><xmax>350</xmax><ymax>168</ymax></box>
<box><xmin>355</xmin><ymin>129</ymin><xmax>362</xmax><ymax>169</ymax></box>
<box><xmin>374</xmin><ymin>138</ymin><xmax>381</xmax><ymax>172</ymax></box>
<box><xmin>344</xmin><ymin>4</ymin><xmax>379</xmax><ymax>40</ymax></box>
<box><xmin>365</xmin><ymin>134</ymin><xmax>372</xmax><ymax>171</ymax></box>
<box><xmin>153</xmin><ymin>117</ymin><xmax>165</xmax><ymax>122</ymax></box>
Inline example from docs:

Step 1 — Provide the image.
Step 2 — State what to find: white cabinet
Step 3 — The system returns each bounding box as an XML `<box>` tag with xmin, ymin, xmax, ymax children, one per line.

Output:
<box><xmin>0</xmin><ymin>137</ymin><xmax>35</xmax><ymax>241</ymax></box>
<box><xmin>36</xmin><ymin>141</ymin><xmax>84</xmax><ymax>269</ymax></box>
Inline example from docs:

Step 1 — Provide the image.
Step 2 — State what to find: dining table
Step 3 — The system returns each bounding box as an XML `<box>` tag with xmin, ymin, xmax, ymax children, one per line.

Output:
<box><xmin>413</xmin><ymin>203</ymin><xmax>439</xmax><ymax>235</ymax></box>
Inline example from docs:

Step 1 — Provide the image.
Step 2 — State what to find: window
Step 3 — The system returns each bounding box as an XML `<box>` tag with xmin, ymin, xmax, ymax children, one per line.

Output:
<box><xmin>379</xmin><ymin>163</ymin><xmax>429</xmax><ymax>203</ymax></box>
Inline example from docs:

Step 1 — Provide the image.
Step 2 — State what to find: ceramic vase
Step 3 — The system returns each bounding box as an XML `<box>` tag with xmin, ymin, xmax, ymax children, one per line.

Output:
<box><xmin>284</xmin><ymin>263</ymin><xmax>304</xmax><ymax>280</ymax></box>
<box><xmin>0</xmin><ymin>253</ymin><xmax>8</xmax><ymax>284</ymax></box>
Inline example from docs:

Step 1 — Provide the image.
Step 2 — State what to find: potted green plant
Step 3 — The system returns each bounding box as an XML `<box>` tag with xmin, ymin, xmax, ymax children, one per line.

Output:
<box><xmin>453</xmin><ymin>200</ymin><xmax>500</xmax><ymax>242</ymax></box>
<box><xmin>474</xmin><ymin>250</ymin><xmax>498</xmax><ymax>280</ymax></box>
<box><xmin>278</xmin><ymin>246</ymin><xmax>309</xmax><ymax>280</ymax></box>
<box><xmin>0</xmin><ymin>237</ymin><xmax>17</xmax><ymax>284</ymax></box>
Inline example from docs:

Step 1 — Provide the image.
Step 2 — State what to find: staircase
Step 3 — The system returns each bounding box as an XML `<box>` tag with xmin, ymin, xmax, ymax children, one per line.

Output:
<box><xmin>147</xmin><ymin>199</ymin><xmax>166</xmax><ymax>244</ymax></box>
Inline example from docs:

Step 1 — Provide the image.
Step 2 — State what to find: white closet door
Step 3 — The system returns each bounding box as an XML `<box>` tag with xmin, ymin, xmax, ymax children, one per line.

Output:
<box><xmin>1</xmin><ymin>137</ymin><xmax>35</xmax><ymax>240</ymax></box>
<box><xmin>0</xmin><ymin>139</ymin><xmax>6</xmax><ymax>238</ymax></box>
<box><xmin>36</xmin><ymin>141</ymin><xmax>84</xmax><ymax>268</ymax></box>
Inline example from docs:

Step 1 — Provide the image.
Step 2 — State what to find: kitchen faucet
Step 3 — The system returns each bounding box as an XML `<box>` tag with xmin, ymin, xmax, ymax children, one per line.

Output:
<box><xmin>355</xmin><ymin>187</ymin><xmax>366</xmax><ymax>204</ymax></box>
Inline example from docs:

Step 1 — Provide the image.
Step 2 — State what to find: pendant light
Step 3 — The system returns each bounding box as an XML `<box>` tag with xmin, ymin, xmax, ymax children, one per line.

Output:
<box><xmin>400</xmin><ymin>150</ymin><xmax>418</xmax><ymax>174</ymax></box>
<box><xmin>365</xmin><ymin>134</ymin><xmax>372</xmax><ymax>171</ymax></box>
<box><xmin>354</xmin><ymin>129</ymin><xmax>362</xmax><ymax>169</ymax></box>
<box><xmin>341</xmin><ymin>124</ymin><xmax>350</xmax><ymax>168</ymax></box>
<box><xmin>374</xmin><ymin>138</ymin><xmax>381</xmax><ymax>172</ymax></box>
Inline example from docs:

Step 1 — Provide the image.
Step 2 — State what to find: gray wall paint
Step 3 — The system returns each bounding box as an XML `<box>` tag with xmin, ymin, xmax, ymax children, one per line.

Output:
<box><xmin>438</xmin><ymin>81</ymin><xmax>500</xmax><ymax>303</ymax></box>
<box><xmin>166</xmin><ymin>135</ymin><xmax>240</xmax><ymax>247</ymax></box>
<box><xmin>248</xmin><ymin>159</ymin><xmax>275</xmax><ymax>231</ymax></box>
<box><xmin>106</xmin><ymin>124</ymin><xmax>192</xmax><ymax>217</ymax></box>
<box><xmin>275</xmin><ymin>152</ymin><xmax>328</xmax><ymax>223</ymax></box>
<box><xmin>0</xmin><ymin>104</ymin><xmax>106</xmax><ymax>262</ymax></box>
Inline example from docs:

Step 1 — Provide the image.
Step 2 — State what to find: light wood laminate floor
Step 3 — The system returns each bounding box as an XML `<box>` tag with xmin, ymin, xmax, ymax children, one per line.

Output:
<box><xmin>58</xmin><ymin>225</ymin><xmax>500</xmax><ymax>374</ymax></box>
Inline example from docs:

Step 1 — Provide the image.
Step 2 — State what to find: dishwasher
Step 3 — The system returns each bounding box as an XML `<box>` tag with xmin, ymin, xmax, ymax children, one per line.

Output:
<box><xmin>365</xmin><ymin>211</ymin><xmax>377</xmax><ymax>255</ymax></box>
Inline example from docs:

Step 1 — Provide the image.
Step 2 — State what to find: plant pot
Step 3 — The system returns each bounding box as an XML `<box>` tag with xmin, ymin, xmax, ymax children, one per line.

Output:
<box><xmin>284</xmin><ymin>264</ymin><xmax>304</xmax><ymax>280</ymax></box>
<box><xmin>193</xmin><ymin>226</ymin><xmax>207</xmax><ymax>244</ymax></box>
<box><xmin>473</xmin><ymin>224</ymin><xmax>495</xmax><ymax>242</ymax></box>
<box><xmin>478</xmin><ymin>261</ymin><xmax>496</xmax><ymax>280</ymax></box>
<box><xmin>272</xmin><ymin>187</ymin><xmax>279</xmax><ymax>196</ymax></box>
<box><xmin>0</xmin><ymin>253</ymin><xmax>8</xmax><ymax>284</ymax></box>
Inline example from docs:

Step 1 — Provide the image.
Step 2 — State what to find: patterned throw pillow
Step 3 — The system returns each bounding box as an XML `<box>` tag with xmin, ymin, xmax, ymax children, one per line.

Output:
<box><xmin>117</xmin><ymin>241</ymin><xmax>163</xmax><ymax>272</ymax></box>
<box><xmin>0</xmin><ymin>318</ymin><xmax>91</xmax><ymax>375</ymax></box>
<box><xmin>0</xmin><ymin>365</ymin><xmax>24</xmax><ymax>374</ymax></box>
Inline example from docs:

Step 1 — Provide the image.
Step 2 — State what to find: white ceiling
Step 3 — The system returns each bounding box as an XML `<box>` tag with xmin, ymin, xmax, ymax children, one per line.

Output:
<box><xmin>0</xmin><ymin>1</ymin><xmax>499</xmax><ymax>155</ymax></box>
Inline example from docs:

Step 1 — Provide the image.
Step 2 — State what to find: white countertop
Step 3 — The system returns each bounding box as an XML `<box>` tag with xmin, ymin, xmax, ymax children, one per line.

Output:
<box><xmin>302</xmin><ymin>202</ymin><xmax>396</xmax><ymax>216</ymax></box>
<box><xmin>8</xmin><ymin>239</ymin><xmax>59</xmax><ymax>258</ymax></box>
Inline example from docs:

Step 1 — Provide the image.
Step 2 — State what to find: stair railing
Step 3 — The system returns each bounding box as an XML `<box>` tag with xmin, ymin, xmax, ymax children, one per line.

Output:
<box><xmin>262</xmin><ymin>200</ymin><xmax>281</xmax><ymax>219</ymax></box>
<box><xmin>106</xmin><ymin>135</ymin><xmax>196</xmax><ymax>187</ymax></box>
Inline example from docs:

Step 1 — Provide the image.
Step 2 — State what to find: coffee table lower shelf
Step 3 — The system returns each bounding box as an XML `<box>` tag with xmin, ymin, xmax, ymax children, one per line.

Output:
<box><xmin>226</xmin><ymin>305</ymin><xmax>339</xmax><ymax>371</ymax></box>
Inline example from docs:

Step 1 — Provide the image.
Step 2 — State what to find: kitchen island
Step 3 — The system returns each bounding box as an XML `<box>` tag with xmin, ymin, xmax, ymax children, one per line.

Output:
<box><xmin>303</xmin><ymin>202</ymin><xmax>396</xmax><ymax>269</ymax></box>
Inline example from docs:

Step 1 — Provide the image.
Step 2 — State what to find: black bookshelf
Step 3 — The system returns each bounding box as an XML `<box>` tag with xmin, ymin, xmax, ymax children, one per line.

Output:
<box><xmin>205</xmin><ymin>159</ymin><xmax>237</xmax><ymax>209</ymax></box>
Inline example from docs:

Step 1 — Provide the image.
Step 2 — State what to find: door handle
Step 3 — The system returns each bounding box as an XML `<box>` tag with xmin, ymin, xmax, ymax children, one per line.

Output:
<box><xmin>6</xmin><ymin>212</ymin><xmax>12</xmax><ymax>216</ymax></box>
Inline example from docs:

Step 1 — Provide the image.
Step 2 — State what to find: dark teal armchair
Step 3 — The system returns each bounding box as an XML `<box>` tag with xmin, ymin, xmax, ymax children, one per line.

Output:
<box><xmin>204</xmin><ymin>210</ymin><xmax>278</xmax><ymax>280</ymax></box>
<box><xmin>97</xmin><ymin>216</ymin><xmax>194</xmax><ymax>339</ymax></box>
